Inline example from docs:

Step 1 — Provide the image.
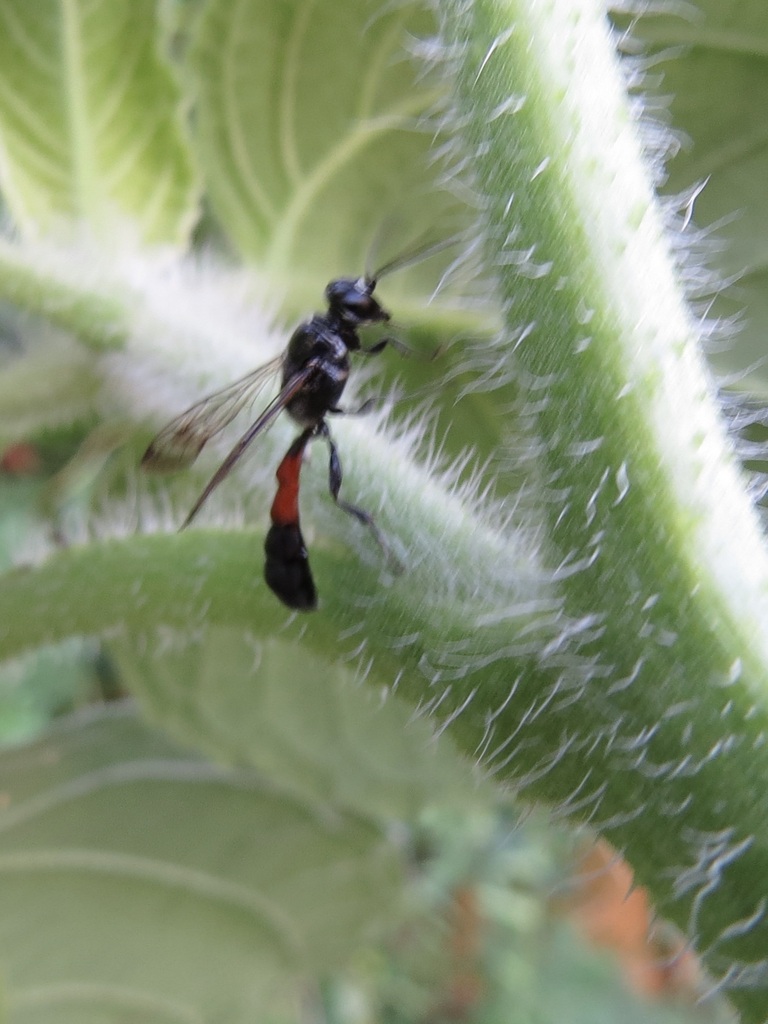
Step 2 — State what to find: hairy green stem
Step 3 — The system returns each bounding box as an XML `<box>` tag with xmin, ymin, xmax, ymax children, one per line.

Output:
<box><xmin>436</xmin><ymin>0</ymin><xmax>768</xmax><ymax>1016</ymax></box>
<box><xmin>0</xmin><ymin>240</ymin><xmax>128</xmax><ymax>350</ymax></box>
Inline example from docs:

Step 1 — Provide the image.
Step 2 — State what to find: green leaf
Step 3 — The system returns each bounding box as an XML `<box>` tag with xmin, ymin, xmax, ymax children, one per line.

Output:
<box><xmin>109</xmin><ymin>626</ymin><xmax>478</xmax><ymax>820</ymax></box>
<box><xmin>0</xmin><ymin>0</ymin><xmax>199</xmax><ymax>244</ymax></box>
<box><xmin>0</xmin><ymin>705</ymin><xmax>403</xmax><ymax>1024</ymax></box>
<box><xmin>612</xmin><ymin>3</ymin><xmax>768</xmax><ymax>384</ymax></box>
<box><xmin>188</xmin><ymin>0</ymin><xmax>465</xmax><ymax>293</ymax></box>
<box><xmin>0</xmin><ymin>640</ymin><xmax>100</xmax><ymax>745</ymax></box>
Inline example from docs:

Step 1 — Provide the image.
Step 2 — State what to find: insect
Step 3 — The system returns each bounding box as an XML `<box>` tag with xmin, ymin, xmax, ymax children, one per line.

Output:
<box><xmin>142</xmin><ymin>242</ymin><xmax>450</xmax><ymax>611</ymax></box>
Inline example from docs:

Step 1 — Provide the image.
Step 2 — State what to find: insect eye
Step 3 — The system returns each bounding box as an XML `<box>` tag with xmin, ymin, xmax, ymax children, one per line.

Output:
<box><xmin>347</xmin><ymin>295</ymin><xmax>374</xmax><ymax>315</ymax></box>
<box><xmin>325</xmin><ymin>278</ymin><xmax>389</xmax><ymax>323</ymax></box>
<box><xmin>325</xmin><ymin>278</ymin><xmax>364</xmax><ymax>306</ymax></box>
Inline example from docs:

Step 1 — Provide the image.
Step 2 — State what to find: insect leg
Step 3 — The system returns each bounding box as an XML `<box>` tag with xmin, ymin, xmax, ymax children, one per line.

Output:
<box><xmin>317</xmin><ymin>421</ymin><xmax>392</xmax><ymax>563</ymax></box>
<box><xmin>263</xmin><ymin>428</ymin><xmax>317</xmax><ymax>611</ymax></box>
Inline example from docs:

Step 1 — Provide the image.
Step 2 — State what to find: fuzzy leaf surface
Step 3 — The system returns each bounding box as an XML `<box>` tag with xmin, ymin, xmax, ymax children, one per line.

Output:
<box><xmin>0</xmin><ymin>0</ymin><xmax>198</xmax><ymax>243</ymax></box>
<box><xmin>188</xmin><ymin>0</ymin><xmax>465</xmax><ymax>297</ymax></box>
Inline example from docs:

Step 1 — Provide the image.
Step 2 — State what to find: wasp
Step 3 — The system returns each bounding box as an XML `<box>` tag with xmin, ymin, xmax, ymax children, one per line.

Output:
<box><xmin>143</xmin><ymin>242</ymin><xmax>450</xmax><ymax>610</ymax></box>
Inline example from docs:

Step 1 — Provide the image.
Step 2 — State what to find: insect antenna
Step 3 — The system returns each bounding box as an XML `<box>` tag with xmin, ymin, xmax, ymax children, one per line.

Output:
<box><xmin>369</xmin><ymin>233</ymin><xmax>465</xmax><ymax>285</ymax></box>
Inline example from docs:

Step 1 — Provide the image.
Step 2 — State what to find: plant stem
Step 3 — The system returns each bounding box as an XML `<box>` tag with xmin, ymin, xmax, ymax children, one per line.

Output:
<box><xmin>435</xmin><ymin>0</ymin><xmax>768</xmax><ymax>1017</ymax></box>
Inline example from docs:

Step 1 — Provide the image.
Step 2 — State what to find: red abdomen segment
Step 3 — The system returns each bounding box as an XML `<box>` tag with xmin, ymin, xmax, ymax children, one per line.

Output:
<box><xmin>269</xmin><ymin>432</ymin><xmax>308</xmax><ymax>527</ymax></box>
<box><xmin>264</xmin><ymin>430</ymin><xmax>317</xmax><ymax>610</ymax></box>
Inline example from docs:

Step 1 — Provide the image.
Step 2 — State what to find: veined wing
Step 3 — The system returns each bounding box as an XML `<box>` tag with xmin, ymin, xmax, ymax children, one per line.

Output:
<box><xmin>179</xmin><ymin>359</ymin><xmax>321</xmax><ymax>529</ymax></box>
<box><xmin>142</xmin><ymin>355</ymin><xmax>284</xmax><ymax>472</ymax></box>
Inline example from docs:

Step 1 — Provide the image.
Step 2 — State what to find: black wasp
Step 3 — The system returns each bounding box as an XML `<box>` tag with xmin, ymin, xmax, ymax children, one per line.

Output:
<box><xmin>142</xmin><ymin>242</ymin><xmax>449</xmax><ymax>611</ymax></box>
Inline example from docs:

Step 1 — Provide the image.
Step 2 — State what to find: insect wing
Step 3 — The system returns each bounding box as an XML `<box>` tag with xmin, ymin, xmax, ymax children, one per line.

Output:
<box><xmin>179</xmin><ymin>360</ymin><xmax>321</xmax><ymax>529</ymax></box>
<box><xmin>142</xmin><ymin>355</ymin><xmax>284</xmax><ymax>472</ymax></box>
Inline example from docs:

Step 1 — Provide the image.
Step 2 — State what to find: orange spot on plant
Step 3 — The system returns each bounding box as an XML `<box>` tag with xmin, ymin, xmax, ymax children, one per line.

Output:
<box><xmin>563</xmin><ymin>840</ymin><xmax>701</xmax><ymax>1001</ymax></box>
<box><xmin>1</xmin><ymin>442</ymin><xmax>41</xmax><ymax>475</ymax></box>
